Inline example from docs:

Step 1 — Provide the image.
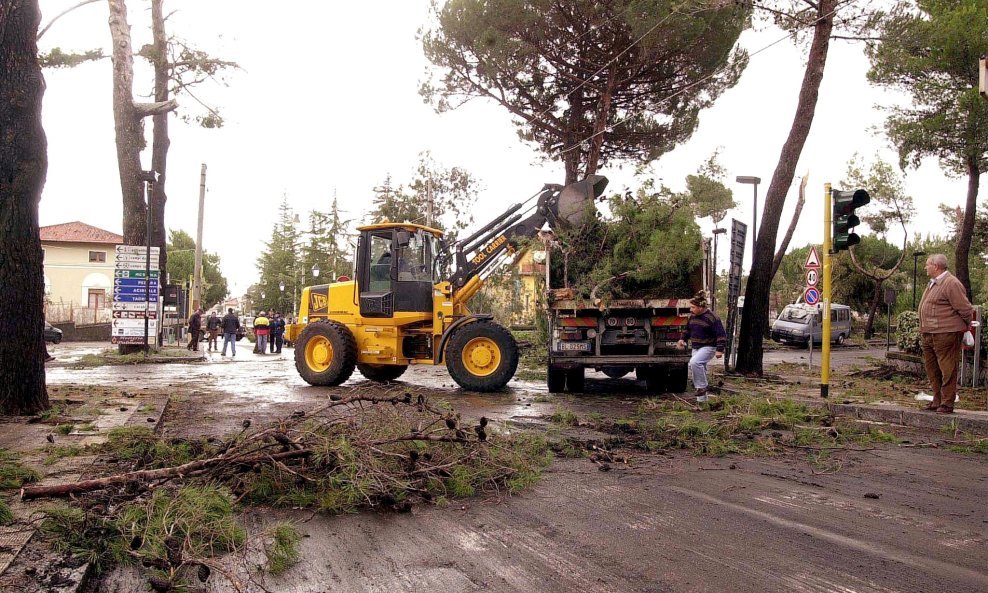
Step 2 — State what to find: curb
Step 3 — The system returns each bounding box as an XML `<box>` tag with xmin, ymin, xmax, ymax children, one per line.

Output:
<box><xmin>827</xmin><ymin>402</ymin><xmax>988</xmax><ymax>435</ymax></box>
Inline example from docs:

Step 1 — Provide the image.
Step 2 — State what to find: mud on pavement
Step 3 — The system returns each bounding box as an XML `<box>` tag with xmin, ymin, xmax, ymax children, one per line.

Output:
<box><xmin>13</xmin><ymin>344</ymin><xmax>988</xmax><ymax>592</ymax></box>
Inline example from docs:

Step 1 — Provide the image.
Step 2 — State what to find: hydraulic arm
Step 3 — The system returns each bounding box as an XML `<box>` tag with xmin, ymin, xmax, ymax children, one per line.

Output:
<box><xmin>447</xmin><ymin>175</ymin><xmax>608</xmax><ymax>294</ymax></box>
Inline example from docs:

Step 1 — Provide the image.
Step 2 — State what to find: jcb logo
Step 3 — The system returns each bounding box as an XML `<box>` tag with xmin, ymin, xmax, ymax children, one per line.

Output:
<box><xmin>310</xmin><ymin>293</ymin><xmax>329</xmax><ymax>312</ymax></box>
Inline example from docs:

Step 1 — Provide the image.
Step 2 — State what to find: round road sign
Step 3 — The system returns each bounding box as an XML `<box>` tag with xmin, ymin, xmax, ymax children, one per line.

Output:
<box><xmin>805</xmin><ymin>269</ymin><xmax>819</xmax><ymax>287</ymax></box>
<box><xmin>804</xmin><ymin>287</ymin><xmax>821</xmax><ymax>306</ymax></box>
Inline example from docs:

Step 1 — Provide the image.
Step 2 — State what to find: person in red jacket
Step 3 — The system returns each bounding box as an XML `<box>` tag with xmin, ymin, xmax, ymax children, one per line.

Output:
<box><xmin>253</xmin><ymin>311</ymin><xmax>270</xmax><ymax>355</ymax></box>
<box><xmin>918</xmin><ymin>254</ymin><xmax>974</xmax><ymax>414</ymax></box>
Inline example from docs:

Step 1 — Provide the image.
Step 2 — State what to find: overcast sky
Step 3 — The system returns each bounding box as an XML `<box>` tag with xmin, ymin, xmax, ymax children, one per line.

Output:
<box><xmin>37</xmin><ymin>0</ymin><xmax>963</xmax><ymax>296</ymax></box>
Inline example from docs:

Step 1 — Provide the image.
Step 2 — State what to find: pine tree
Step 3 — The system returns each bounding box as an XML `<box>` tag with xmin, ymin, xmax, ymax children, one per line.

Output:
<box><xmin>255</xmin><ymin>198</ymin><xmax>301</xmax><ymax>314</ymax></box>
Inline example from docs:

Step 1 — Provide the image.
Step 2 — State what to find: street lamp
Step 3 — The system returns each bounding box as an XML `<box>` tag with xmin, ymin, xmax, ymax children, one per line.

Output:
<box><xmin>912</xmin><ymin>251</ymin><xmax>927</xmax><ymax>309</ymax></box>
<box><xmin>711</xmin><ymin>228</ymin><xmax>727</xmax><ymax>312</ymax></box>
<box><xmin>312</xmin><ymin>263</ymin><xmax>320</xmax><ymax>278</ymax></box>
<box><xmin>736</xmin><ymin>176</ymin><xmax>761</xmax><ymax>261</ymax></box>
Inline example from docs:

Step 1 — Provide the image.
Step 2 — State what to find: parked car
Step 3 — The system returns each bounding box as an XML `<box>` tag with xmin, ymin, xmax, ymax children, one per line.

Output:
<box><xmin>771</xmin><ymin>303</ymin><xmax>852</xmax><ymax>346</ymax></box>
<box><xmin>44</xmin><ymin>321</ymin><xmax>63</xmax><ymax>344</ymax></box>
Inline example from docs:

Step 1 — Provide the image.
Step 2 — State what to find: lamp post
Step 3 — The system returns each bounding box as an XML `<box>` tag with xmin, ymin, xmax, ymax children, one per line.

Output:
<box><xmin>711</xmin><ymin>228</ymin><xmax>727</xmax><ymax>312</ymax></box>
<box><xmin>735</xmin><ymin>176</ymin><xmax>761</xmax><ymax>262</ymax></box>
<box><xmin>912</xmin><ymin>251</ymin><xmax>927</xmax><ymax>309</ymax></box>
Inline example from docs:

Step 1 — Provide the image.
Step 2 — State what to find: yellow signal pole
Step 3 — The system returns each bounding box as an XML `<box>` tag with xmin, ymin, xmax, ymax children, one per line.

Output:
<box><xmin>821</xmin><ymin>183</ymin><xmax>832</xmax><ymax>398</ymax></box>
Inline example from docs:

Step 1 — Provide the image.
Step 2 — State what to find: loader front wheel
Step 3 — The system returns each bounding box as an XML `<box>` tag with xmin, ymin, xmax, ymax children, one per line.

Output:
<box><xmin>295</xmin><ymin>321</ymin><xmax>357</xmax><ymax>387</ymax></box>
<box><xmin>446</xmin><ymin>321</ymin><xmax>519</xmax><ymax>392</ymax></box>
<box><xmin>357</xmin><ymin>363</ymin><xmax>408</xmax><ymax>383</ymax></box>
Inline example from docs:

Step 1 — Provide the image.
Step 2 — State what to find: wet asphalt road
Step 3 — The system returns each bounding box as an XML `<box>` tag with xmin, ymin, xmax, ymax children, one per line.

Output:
<box><xmin>45</xmin><ymin>341</ymin><xmax>892</xmax><ymax>403</ymax></box>
<box><xmin>44</xmin><ymin>342</ymin><xmax>987</xmax><ymax>593</ymax></box>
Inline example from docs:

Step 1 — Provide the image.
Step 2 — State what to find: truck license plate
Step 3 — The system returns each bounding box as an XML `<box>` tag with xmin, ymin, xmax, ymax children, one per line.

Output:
<box><xmin>558</xmin><ymin>341</ymin><xmax>590</xmax><ymax>352</ymax></box>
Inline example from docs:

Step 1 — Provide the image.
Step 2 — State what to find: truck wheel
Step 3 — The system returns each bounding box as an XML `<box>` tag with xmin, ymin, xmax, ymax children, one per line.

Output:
<box><xmin>668</xmin><ymin>366</ymin><xmax>688</xmax><ymax>393</ymax></box>
<box><xmin>547</xmin><ymin>368</ymin><xmax>566</xmax><ymax>393</ymax></box>
<box><xmin>294</xmin><ymin>321</ymin><xmax>357</xmax><ymax>387</ymax></box>
<box><xmin>566</xmin><ymin>368</ymin><xmax>585</xmax><ymax>393</ymax></box>
<box><xmin>836</xmin><ymin>333</ymin><xmax>846</xmax><ymax>345</ymax></box>
<box><xmin>602</xmin><ymin>366</ymin><xmax>631</xmax><ymax>379</ymax></box>
<box><xmin>445</xmin><ymin>321</ymin><xmax>518</xmax><ymax>392</ymax></box>
<box><xmin>642</xmin><ymin>367</ymin><xmax>665</xmax><ymax>394</ymax></box>
<box><xmin>357</xmin><ymin>363</ymin><xmax>408</xmax><ymax>383</ymax></box>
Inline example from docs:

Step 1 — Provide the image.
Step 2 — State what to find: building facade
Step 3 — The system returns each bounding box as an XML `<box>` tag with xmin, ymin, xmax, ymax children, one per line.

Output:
<box><xmin>41</xmin><ymin>222</ymin><xmax>123</xmax><ymax>324</ymax></box>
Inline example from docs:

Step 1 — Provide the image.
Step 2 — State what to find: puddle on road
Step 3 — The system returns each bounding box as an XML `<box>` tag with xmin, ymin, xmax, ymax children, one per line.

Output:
<box><xmin>46</xmin><ymin>344</ymin><xmax>661</xmax><ymax>422</ymax></box>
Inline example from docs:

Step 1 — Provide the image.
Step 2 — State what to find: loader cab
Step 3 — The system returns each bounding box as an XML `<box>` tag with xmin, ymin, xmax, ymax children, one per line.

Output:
<box><xmin>357</xmin><ymin>224</ymin><xmax>442</xmax><ymax>318</ymax></box>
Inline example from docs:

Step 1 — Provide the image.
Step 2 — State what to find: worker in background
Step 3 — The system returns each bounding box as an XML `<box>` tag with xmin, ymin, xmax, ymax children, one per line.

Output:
<box><xmin>253</xmin><ymin>311</ymin><xmax>270</xmax><ymax>354</ymax></box>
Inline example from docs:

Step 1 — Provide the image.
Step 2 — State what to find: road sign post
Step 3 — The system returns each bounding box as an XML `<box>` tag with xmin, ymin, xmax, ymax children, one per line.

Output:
<box><xmin>822</xmin><ymin>184</ymin><xmax>832</xmax><ymax>398</ymax></box>
<box><xmin>113</xmin><ymin>240</ymin><xmax>159</xmax><ymax>349</ymax></box>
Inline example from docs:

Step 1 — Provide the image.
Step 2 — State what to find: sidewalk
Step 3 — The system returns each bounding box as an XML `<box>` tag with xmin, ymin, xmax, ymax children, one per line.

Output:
<box><xmin>0</xmin><ymin>388</ymin><xmax>170</xmax><ymax>592</ymax></box>
<box><xmin>721</xmin><ymin>370</ymin><xmax>988</xmax><ymax>436</ymax></box>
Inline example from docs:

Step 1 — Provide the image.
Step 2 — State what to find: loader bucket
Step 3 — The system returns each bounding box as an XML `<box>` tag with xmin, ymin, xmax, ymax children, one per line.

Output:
<box><xmin>552</xmin><ymin>175</ymin><xmax>608</xmax><ymax>229</ymax></box>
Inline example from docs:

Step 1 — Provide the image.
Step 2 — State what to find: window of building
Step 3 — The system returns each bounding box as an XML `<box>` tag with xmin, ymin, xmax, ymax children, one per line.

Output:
<box><xmin>89</xmin><ymin>251</ymin><xmax>106</xmax><ymax>263</ymax></box>
<box><xmin>88</xmin><ymin>289</ymin><xmax>106</xmax><ymax>309</ymax></box>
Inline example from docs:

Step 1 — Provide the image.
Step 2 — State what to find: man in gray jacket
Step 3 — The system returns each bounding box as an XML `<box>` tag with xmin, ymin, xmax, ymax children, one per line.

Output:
<box><xmin>918</xmin><ymin>254</ymin><xmax>974</xmax><ymax>414</ymax></box>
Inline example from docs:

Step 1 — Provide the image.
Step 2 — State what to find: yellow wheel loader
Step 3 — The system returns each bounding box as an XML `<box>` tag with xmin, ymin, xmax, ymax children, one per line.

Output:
<box><xmin>293</xmin><ymin>176</ymin><xmax>608</xmax><ymax>392</ymax></box>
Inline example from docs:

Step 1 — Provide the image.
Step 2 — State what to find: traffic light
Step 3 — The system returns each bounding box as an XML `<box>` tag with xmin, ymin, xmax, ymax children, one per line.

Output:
<box><xmin>832</xmin><ymin>188</ymin><xmax>870</xmax><ymax>251</ymax></box>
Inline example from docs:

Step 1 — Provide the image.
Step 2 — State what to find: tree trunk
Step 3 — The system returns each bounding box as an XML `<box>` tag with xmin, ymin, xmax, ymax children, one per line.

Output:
<box><xmin>0</xmin><ymin>0</ymin><xmax>50</xmax><ymax>415</ymax></box>
<box><xmin>736</xmin><ymin>0</ymin><xmax>834</xmax><ymax>375</ymax></box>
<box><xmin>771</xmin><ymin>174</ymin><xmax>807</xmax><ymax>278</ymax></box>
<box><xmin>108</xmin><ymin>0</ymin><xmax>148</xmax><ymax>245</ymax></box>
<box><xmin>864</xmin><ymin>279</ymin><xmax>883</xmax><ymax>339</ymax></box>
<box><xmin>563</xmin><ymin>89</ymin><xmax>584</xmax><ymax>185</ymax></box>
<box><xmin>585</xmin><ymin>68</ymin><xmax>615</xmax><ymax>179</ymax></box>
<box><xmin>954</xmin><ymin>156</ymin><xmax>980</xmax><ymax>300</ymax></box>
<box><xmin>150</xmin><ymin>0</ymin><xmax>169</xmax><ymax>272</ymax></box>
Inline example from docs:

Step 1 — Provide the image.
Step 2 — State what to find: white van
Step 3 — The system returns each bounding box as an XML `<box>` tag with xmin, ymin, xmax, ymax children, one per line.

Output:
<box><xmin>771</xmin><ymin>303</ymin><xmax>852</xmax><ymax>346</ymax></box>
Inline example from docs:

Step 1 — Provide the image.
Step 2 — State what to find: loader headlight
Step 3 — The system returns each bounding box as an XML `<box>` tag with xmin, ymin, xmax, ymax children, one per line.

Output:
<box><xmin>587</xmin><ymin>329</ymin><xmax>597</xmax><ymax>339</ymax></box>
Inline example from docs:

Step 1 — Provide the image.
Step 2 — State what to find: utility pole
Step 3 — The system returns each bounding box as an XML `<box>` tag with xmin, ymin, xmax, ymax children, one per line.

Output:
<box><xmin>427</xmin><ymin>176</ymin><xmax>434</xmax><ymax>228</ymax></box>
<box><xmin>192</xmin><ymin>163</ymin><xmax>206</xmax><ymax>310</ymax></box>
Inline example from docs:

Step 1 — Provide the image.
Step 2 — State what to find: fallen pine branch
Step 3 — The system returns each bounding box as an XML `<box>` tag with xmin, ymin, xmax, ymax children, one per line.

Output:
<box><xmin>21</xmin><ymin>449</ymin><xmax>312</xmax><ymax>501</ymax></box>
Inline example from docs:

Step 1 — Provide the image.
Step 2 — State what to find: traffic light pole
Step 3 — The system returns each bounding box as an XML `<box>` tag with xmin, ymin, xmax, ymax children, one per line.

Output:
<box><xmin>821</xmin><ymin>183</ymin><xmax>832</xmax><ymax>398</ymax></box>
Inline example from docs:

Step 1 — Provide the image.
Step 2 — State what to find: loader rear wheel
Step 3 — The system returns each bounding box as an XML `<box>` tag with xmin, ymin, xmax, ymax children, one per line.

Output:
<box><xmin>357</xmin><ymin>363</ymin><xmax>408</xmax><ymax>383</ymax></box>
<box><xmin>295</xmin><ymin>321</ymin><xmax>357</xmax><ymax>387</ymax></box>
<box><xmin>446</xmin><ymin>321</ymin><xmax>518</xmax><ymax>392</ymax></box>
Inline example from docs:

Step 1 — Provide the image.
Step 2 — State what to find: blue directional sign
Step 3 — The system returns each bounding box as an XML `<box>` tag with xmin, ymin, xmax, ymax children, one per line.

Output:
<box><xmin>804</xmin><ymin>287</ymin><xmax>821</xmax><ymax>306</ymax></box>
<box><xmin>113</xmin><ymin>294</ymin><xmax>156</xmax><ymax>303</ymax></box>
<box><xmin>113</xmin><ymin>284</ymin><xmax>158</xmax><ymax>293</ymax></box>
<box><xmin>114</xmin><ymin>278</ymin><xmax>155</xmax><ymax>288</ymax></box>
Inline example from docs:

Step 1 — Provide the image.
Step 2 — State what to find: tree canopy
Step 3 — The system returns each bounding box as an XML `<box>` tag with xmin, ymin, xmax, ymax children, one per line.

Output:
<box><xmin>165</xmin><ymin>229</ymin><xmax>229</xmax><ymax>309</ymax></box>
<box><xmin>867</xmin><ymin>0</ymin><xmax>988</xmax><ymax>296</ymax></box>
<box><xmin>421</xmin><ymin>0</ymin><xmax>750</xmax><ymax>183</ymax></box>
<box><xmin>300</xmin><ymin>197</ymin><xmax>353</xmax><ymax>285</ymax></box>
<box><xmin>367</xmin><ymin>152</ymin><xmax>481</xmax><ymax>241</ymax></box>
